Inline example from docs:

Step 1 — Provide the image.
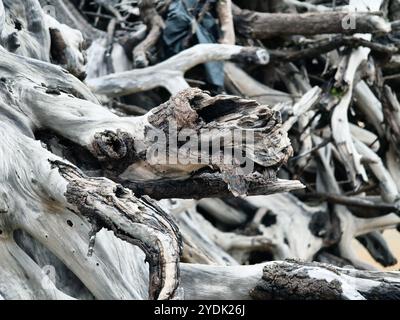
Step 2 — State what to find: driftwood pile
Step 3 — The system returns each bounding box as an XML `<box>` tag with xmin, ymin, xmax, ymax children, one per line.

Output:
<box><xmin>1</xmin><ymin>0</ymin><xmax>400</xmax><ymax>300</ymax></box>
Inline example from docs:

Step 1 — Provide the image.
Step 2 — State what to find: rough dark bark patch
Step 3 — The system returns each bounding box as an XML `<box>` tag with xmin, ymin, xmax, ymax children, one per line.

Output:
<box><xmin>361</xmin><ymin>283</ymin><xmax>400</xmax><ymax>300</ymax></box>
<box><xmin>230</xmin><ymin>47</ymin><xmax>270</xmax><ymax>65</ymax></box>
<box><xmin>92</xmin><ymin>130</ymin><xmax>138</xmax><ymax>177</ymax></box>
<box><xmin>50</xmin><ymin>160</ymin><xmax>182</xmax><ymax>300</ymax></box>
<box><xmin>49</xmin><ymin>28</ymin><xmax>68</xmax><ymax>65</ymax></box>
<box><xmin>148</xmin><ymin>89</ymin><xmax>200</xmax><ymax>132</ymax></box>
<box><xmin>121</xmin><ymin>170</ymin><xmax>303</xmax><ymax>200</ymax></box>
<box><xmin>250</xmin><ymin>262</ymin><xmax>344</xmax><ymax>300</ymax></box>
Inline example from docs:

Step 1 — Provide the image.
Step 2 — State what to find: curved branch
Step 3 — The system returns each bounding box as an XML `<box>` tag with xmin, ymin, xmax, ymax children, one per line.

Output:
<box><xmin>0</xmin><ymin>122</ymin><xmax>182</xmax><ymax>300</ymax></box>
<box><xmin>0</xmin><ymin>49</ymin><xmax>296</xmax><ymax>198</ymax></box>
<box><xmin>133</xmin><ymin>0</ymin><xmax>164</xmax><ymax>68</ymax></box>
<box><xmin>87</xmin><ymin>44</ymin><xmax>270</xmax><ymax>96</ymax></box>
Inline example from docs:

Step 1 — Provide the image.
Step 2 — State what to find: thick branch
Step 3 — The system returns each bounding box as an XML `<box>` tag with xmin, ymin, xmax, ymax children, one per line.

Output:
<box><xmin>0</xmin><ymin>122</ymin><xmax>182</xmax><ymax>300</ymax></box>
<box><xmin>0</xmin><ymin>48</ymin><xmax>296</xmax><ymax>198</ymax></box>
<box><xmin>181</xmin><ymin>261</ymin><xmax>400</xmax><ymax>300</ymax></box>
<box><xmin>233</xmin><ymin>5</ymin><xmax>391</xmax><ymax>39</ymax></box>
<box><xmin>87</xmin><ymin>44</ymin><xmax>269</xmax><ymax>96</ymax></box>
<box><xmin>121</xmin><ymin>173</ymin><xmax>304</xmax><ymax>200</ymax></box>
<box><xmin>133</xmin><ymin>0</ymin><xmax>164</xmax><ymax>68</ymax></box>
<box><xmin>217</xmin><ymin>0</ymin><xmax>235</xmax><ymax>45</ymax></box>
<box><xmin>250</xmin><ymin>260</ymin><xmax>400</xmax><ymax>300</ymax></box>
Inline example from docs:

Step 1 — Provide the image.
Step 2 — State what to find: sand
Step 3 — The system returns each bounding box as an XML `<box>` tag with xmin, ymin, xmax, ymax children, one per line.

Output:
<box><xmin>354</xmin><ymin>229</ymin><xmax>400</xmax><ymax>271</ymax></box>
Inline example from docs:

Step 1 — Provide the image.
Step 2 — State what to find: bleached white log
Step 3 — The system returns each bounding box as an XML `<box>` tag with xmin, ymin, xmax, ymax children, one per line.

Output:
<box><xmin>349</xmin><ymin>123</ymin><xmax>380</xmax><ymax>152</ymax></box>
<box><xmin>282</xmin><ymin>86</ymin><xmax>322</xmax><ymax>131</ymax></box>
<box><xmin>0</xmin><ymin>238</ymin><xmax>74</xmax><ymax>300</ymax></box>
<box><xmin>354</xmin><ymin>81</ymin><xmax>384</xmax><ymax>136</ymax></box>
<box><xmin>354</xmin><ymin>139</ymin><xmax>398</xmax><ymax>202</ymax></box>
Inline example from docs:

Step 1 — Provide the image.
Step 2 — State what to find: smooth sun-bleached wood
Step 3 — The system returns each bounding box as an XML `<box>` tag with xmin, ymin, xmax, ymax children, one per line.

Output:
<box><xmin>181</xmin><ymin>261</ymin><xmax>400</xmax><ymax>300</ymax></box>
<box><xmin>86</xmin><ymin>43</ymin><xmax>270</xmax><ymax>97</ymax></box>
<box><xmin>0</xmin><ymin>122</ymin><xmax>180</xmax><ymax>300</ymax></box>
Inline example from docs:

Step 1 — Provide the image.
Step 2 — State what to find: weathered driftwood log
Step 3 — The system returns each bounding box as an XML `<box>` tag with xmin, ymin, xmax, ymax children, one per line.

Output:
<box><xmin>179</xmin><ymin>190</ymin><xmax>399</xmax><ymax>268</ymax></box>
<box><xmin>0</xmin><ymin>45</ymin><xmax>302</xmax><ymax>199</ymax></box>
<box><xmin>232</xmin><ymin>4</ymin><xmax>391</xmax><ymax>39</ymax></box>
<box><xmin>122</xmin><ymin>173</ymin><xmax>304</xmax><ymax>200</ymax></box>
<box><xmin>181</xmin><ymin>260</ymin><xmax>400</xmax><ymax>300</ymax></box>
<box><xmin>329</xmin><ymin>0</ymin><xmax>386</xmax><ymax>189</ymax></box>
<box><xmin>269</xmin><ymin>35</ymin><xmax>398</xmax><ymax>64</ymax></box>
<box><xmin>1</xmin><ymin>0</ymin><xmax>400</xmax><ymax>301</ymax></box>
<box><xmin>250</xmin><ymin>260</ymin><xmax>400</xmax><ymax>300</ymax></box>
<box><xmin>87</xmin><ymin>43</ymin><xmax>270</xmax><ymax>96</ymax></box>
<box><xmin>224</xmin><ymin>62</ymin><xmax>293</xmax><ymax>106</ymax></box>
<box><xmin>0</xmin><ymin>122</ymin><xmax>181</xmax><ymax>300</ymax></box>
